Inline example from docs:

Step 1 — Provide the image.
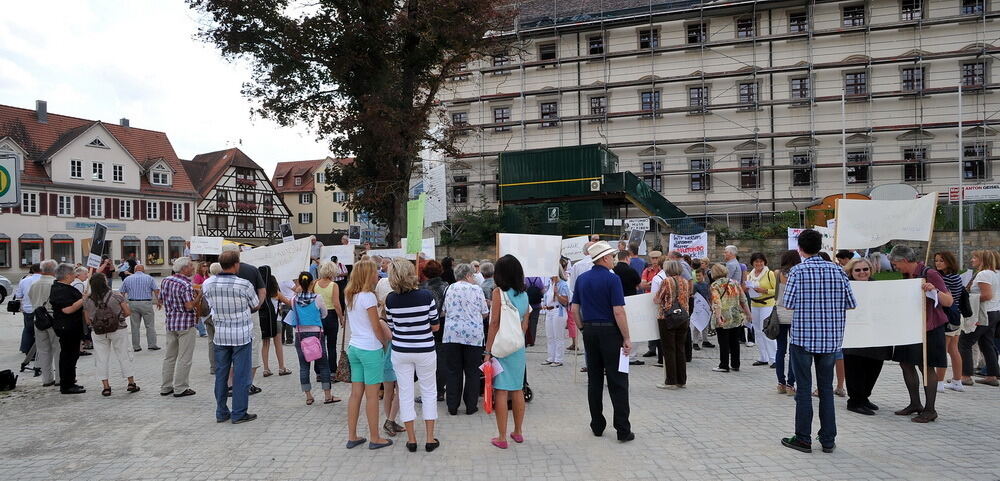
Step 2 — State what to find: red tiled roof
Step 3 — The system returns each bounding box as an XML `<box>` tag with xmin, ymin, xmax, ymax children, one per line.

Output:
<box><xmin>185</xmin><ymin>147</ymin><xmax>268</xmax><ymax>197</ymax></box>
<box><xmin>271</xmin><ymin>157</ymin><xmax>353</xmax><ymax>194</ymax></box>
<box><xmin>0</xmin><ymin>103</ymin><xmax>197</xmax><ymax>197</ymax></box>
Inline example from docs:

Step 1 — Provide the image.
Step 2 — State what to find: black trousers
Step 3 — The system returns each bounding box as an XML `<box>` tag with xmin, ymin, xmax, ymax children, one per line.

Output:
<box><xmin>717</xmin><ymin>327</ymin><xmax>741</xmax><ymax>370</ymax></box>
<box><xmin>684</xmin><ymin>327</ymin><xmax>693</xmax><ymax>362</ymax></box>
<box><xmin>525</xmin><ymin>307</ymin><xmax>541</xmax><ymax>346</ymax></box>
<box><xmin>658</xmin><ymin>320</ymin><xmax>688</xmax><ymax>386</ymax></box>
<box><xmin>582</xmin><ymin>325</ymin><xmax>631</xmax><ymax>438</ymax></box>
<box><xmin>314</xmin><ymin>311</ymin><xmax>339</xmax><ymax>376</ymax></box>
<box><xmin>58</xmin><ymin>334</ymin><xmax>82</xmax><ymax>390</ymax></box>
<box><xmin>442</xmin><ymin>343</ymin><xmax>483</xmax><ymax>412</ymax></box>
<box><xmin>843</xmin><ymin>354</ymin><xmax>884</xmax><ymax>408</ymax></box>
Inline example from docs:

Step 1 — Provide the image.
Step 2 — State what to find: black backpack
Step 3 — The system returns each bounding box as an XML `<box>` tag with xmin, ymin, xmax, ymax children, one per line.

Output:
<box><xmin>33</xmin><ymin>305</ymin><xmax>54</xmax><ymax>330</ymax></box>
<box><xmin>660</xmin><ymin>277</ymin><xmax>691</xmax><ymax>329</ymax></box>
<box><xmin>525</xmin><ymin>278</ymin><xmax>544</xmax><ymax>305</ymax></box>
<box><xmin>0</xmin><ymin>370</ymin><xmax>16</xmax><ymax>391</ymax></box>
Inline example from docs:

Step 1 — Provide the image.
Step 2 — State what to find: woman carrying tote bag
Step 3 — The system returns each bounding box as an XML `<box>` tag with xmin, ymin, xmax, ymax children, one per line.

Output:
<box><xmin>483</xmin><ymin>255</ymin><xmax>530</xmax><ymax>450</ymax></box>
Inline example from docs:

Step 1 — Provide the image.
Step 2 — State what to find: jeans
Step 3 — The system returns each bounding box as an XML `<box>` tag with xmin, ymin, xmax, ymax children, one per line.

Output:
<box><xmin>20</xmin><ymin>312</ymin><xmax>35</xmax><ymax>354</ymax></box>
<box><xmin>297</xmin><ymin>331</ymin><xmax>331</xmax><ymax>391</ymax></box>
<box><xmin>716</xmin><ymin>327</ymin><xmax>741</xmax><ymax>370</ymax></box>
<box><xmin>442</xmin><ymin>343</ymin><xmax>483</xmax><ymax>413</ymax></box>
<box><xmin>789</xmin><ymin>344</ymin><xmax>836</xmax><ymax>446</ymax></box>
<box><xmin>314</xmin><ymin>311</ymin><xmax>339</xmax><ymax>377</ymax></box>
<box><xmin>959</xmin><ymin>311</ymin><xmax>999</xmax><ymax>378</ymax></box>
<box><xmin>775</xmin><ymin>324</ymin><xmax>796</xmax><ymax>387</ymax></box>
<box><xmin>582</xmin><ymin>324</ymin><xmax>631</xmax><ymax>438</ymax></box>
<box><xmin>214</xmin><ymin>342</ymin><xmax>252</xmax><ymax>421</ymax></box>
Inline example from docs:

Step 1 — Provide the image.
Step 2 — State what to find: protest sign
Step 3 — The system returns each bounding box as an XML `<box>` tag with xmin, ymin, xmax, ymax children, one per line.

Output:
<box><xmin>624</xmin><ymin>218</ymin><xmax>650</xmax><ymax>231</ymax></box>
<box><xmin>320</xmin><ymin>245</ymin><xmax>355</xmax><ymax>266</ymax></box>
<box><xmin>623</xmin><ymin>293</ymin><xmax>659</xmax><ymax>342</ymax></box>
<box><xmin>787</xmin><ymin>228</ymin><xmax>805</xmax><ymax>251</ymax></box>
<box><xmin>347</xmin><ymin>226</ymin><xmax>361</xmax><ymax>245</ymax></box>
<box><xmin>834</xmin><ymin>194</ymin><xmax>936</xmax><ymax>250</ymax></box>
<box><xmin>279</xmin><ymin>223</ymin><xmax>294</xmax><ymax>243</ymax></box>
<box><xmin>561</xmin><ymin>235</ymin><xmax>590</xmax><ymax>262</ymax></box>
<box><xmin>189</xmin><ymin>236</ymin><xmax>224</xmax><ymax>256</ymax></box>
<box><xmin>842</xmin><ymin>279</ymin><xmax>924</xmax><ymax>349</ymax></box>
<box><xmin>690</xmin><ymin>292</ymin><xmax>711</xmax><ymax>332</ymax></box>
<box><xmin>497</xmin><ymin>233</ymin><xmax>562</xmax><ymax>278</ymax></box>
<box><xmin>406</xmin><ymin>194</ymin><xmax>426</xmax><ymax>254</ymax></box>
<box><xmin>240</xmin><ymin>237</ymin><xmax>311</xmax><ymax>283</ymax></box>
<box><xmin>86</xmin><ymin>223</ymin><xmax>108</xmax><ymax>268</ymax></box>
<box><xmin>400</xmin><ymin>237</ymin><xmax>435</xmax><ymax>260</ymax></box>
<box><xmin>668</xmin><ymin>232</ymin><xmax>708</xmax><ymax>259</ymax></box>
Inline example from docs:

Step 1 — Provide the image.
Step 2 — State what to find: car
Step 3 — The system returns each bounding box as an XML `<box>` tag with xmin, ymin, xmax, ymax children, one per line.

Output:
<box><xmin>0</xmin><ymin>274</ymin><xmax>11</xmax><ymax>305</ymax></box>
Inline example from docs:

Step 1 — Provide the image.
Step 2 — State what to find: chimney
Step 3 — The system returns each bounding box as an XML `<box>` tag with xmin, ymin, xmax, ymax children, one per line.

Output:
<box><xmin>120</xmin><ymin>117</ymin><xmax>130</xmax><ymax>127</ymax></box>
<box><xmin>35</xmin><ymin>100</ymin><xmax>47</xmax><ymax>123</ymax></box>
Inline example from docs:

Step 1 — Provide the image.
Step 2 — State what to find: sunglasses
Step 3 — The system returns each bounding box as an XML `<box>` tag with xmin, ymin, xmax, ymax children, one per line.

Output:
<box><xmin>852</xmin><ymin>267</ymin><xmax>870</xmax><ymax>273</ymax></box>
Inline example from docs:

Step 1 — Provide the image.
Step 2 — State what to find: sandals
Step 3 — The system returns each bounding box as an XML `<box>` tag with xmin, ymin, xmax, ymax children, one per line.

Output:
<box><xmin>262</xmin><ymin>370</ymin><xmax>273</xmax><ymax>377</ymax></box>
<box><xmin>306</xmin><ymin>397</ymin><xmax>315</xmax><ymax>405</ymax></box>
<box><xmin>126</xmin><ymin>383</ymin><xmax>140</xmax><ymax>393</ymax></box>
<box><xmin>490</xmin><ymin>438</ymin><xmax>508</xmax><ymax>449</ymax></box>
<box><xmin>101</xmin><ymin>388</ymin><xmax>111</xmax><ymax>397</ymax></box>
<box><xmin>324</xmin><ymin>397</ymin><xmax>341</xmax><ymax>404</ymax></box>
<box><xmin>278</xmin><ymin>368</ymin><xmax>292</xmax><ymax>376</ymax></box>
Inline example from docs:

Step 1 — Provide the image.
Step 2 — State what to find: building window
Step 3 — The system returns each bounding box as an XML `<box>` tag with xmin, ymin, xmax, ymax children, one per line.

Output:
<box><xmin>640</xmin><ymin>91</ymin><xmax>661</xmax><ymax>118</ymax></box>
<box><xmin>589</xmin><ymin>96</ymin><xmax>607</xmax><ymax>116</ymax></box>
<box><xmin>146</xmin><ymin>238</ymin><xmax>164</xmax><ymax>265</ymax></box>
<box><xmin>901</xmin><ymin>66</ymin><xmax>926</xmax><ymax>92</ymax></box>
<box><xmin>738</xmin><ymin>82</ymin><xmax>758</xmax><ymax>105</ymax></box>
<box><xmin>588</xmin><ymin>35</ymin><xmax>604</xmax><ymax>55</ymax></box>
<box><xmin>21</xmin><ymin>192</ymin><xmax>38</xmax><ymax>214</ymax></box>
<box><xmin>294</xmin><ymin>176</ymin><xmax>302</xmax><ymax>186</ymax></box>
<box><xmin>961</xmin><ymin>0</ymin><xmax>984</xmax><ymax>14</ymax></box>
<box><xmin>846</xmin><ymin>150</ymin><xmax>871</xmax><ymax>184</ymax></box>
<box><xmin>57</xmin><ymin>195</ymin><xmax>73</xmax><ymax>216</ymax></box>
<box><xmin>263</xmin><ymin>218</ymin><xmax>280</xmax><ymax>232</ymax></box>
<box><xmin>207</xmin><ymin>215</ymin><xmax>228</xmax><ymax>231</ymax></box>
<box><xmin>792</xmin><ymin>153</ymin><xmax>814</xmax><ymax>186</ymax></box>
<box><xmin>335</xmin><ymin>192</ymin><xmax>347</xmax><ymax>203</ymax></box>
<box><xmin>299</xmin><ymin>192</ymin><xmax>313</xmax><ymax>204</ymax></box>
<box><xmin>172</xmin><ymin>203</ymin><xmax>184</xmax><ymax>221</ymax></box>
<box><xmin>642</xmin><ymin>161</ymin><xmax>662</xmax><ymax>192</ymax></box>
<box><xmin>690</xmin><ymin>159</ymin><xmax>711</xmax><ymax>191</ymax></box>
<box><xmin>688</xmin><ymin>86</ymin><xmax>709</xmax><ymax>111</ymax></box>
<box><xmin>788</xmin><ymin>12</ymin><xmax>809</xmax><ymax>33</ymax></box>
<box><xmin>168</xmin><ymin>238</ymin><xmax>185</xmax><ymax>263</ymax></box>
<box><xmin>740</xmin><ymin>156</ymin><xmax>761</xmax><ymax>189</ymax></box>
<box><xmin>903</xmin><ymin>147</ymin><xmax>928</xmax><ymax>182</ymax></box>
<box><xmin>0</xmin><ymin>240</ymin><xmax>9</xmax><ymax>268</ymax></box>
<box><xmin>451</xmin><ymin>112</ymin><xmax>469</xmax><ymax>134</ymax></box>
<box><xmin>791</xmin><ymin>76</ymin><xmax>811</xmax><ymax>100</ymax></box>
<box><xmin>901</xmin><ymin>0</ymin><xmax>923</xmax><ymax>20</ymax></box>
<box><xmin>218</xmin><ymin>191</ymin><xmax>232</xmax><ymax>208</ymax></box>
<box><xmin>452</xmin><ymin>175</ymin><xmax>468</xmax><ymax>203</ymax></box>
<box><xmin>121</xmin><ymin>238</ymin><xmax>140</xmax><ymax>262</ymax></box>
<box><xmin>316</xmin><ymin>171</ymin><xmax>326</xmax><ymax>184</ymax></box>
<box><xmin>70</xmin><ymin>159</ymin><xmax>82</xmax><ymax>179</ymax></box>
<box><xmin>638</xmin><ymin>28</ymin><xmax>659</xmax><ymax>49</ymax></box>
<box><xmin>843</xmin><ymin>5</ymin><xmax>866</xmax><ymax>26</ymax></box>
<box><xmin>276</xmin><ymin>178</ymin><xmax>284</xmax><ymax>187</ymax></box>
<box><xmin>334</xmin><ymin>212</ymin><xmax>349</xmax><ymax>223</ymax></box>
<box><xmin>298</xmin><ymin>212</ymin><xmax>313</xmax><ymax>224</ymax></box>
<box><xmin>963</xmin><ymin>143</ymin><xmax>989</xmax><ymax>179</ymax></box>
<box><xmin>236</xmin><ymin>216</ymin><xmax>256</xmax><ymax>231</ymax></box>
<box><xmin>493</xmin><ymin>107</ymin><xmax>511</xmax><ymax>132</ymax></box>
<box><xmin>492</xmin><ymin>53</ymin><xmax>511</xmax><ymax>68</ymax></box>
<box><xmin>120</xmin><ymin>199</ymin><xmax>132</xmax><ymax>219</ymax></box>
<box><xmin>113</xmin><ymin>164</ymin><xmax>124</xmax><ymax>182</ymax></box>
<box><xmin>147</xmin><ymin>201</ymin><xmax>159</xmax><ymax>221</ymax></box>
<box><xmin>687</xmin><ymin>23</ymin><xmax>707</xmax><ymax>44</ymax></box>
<box><xmin>538</xmin><ymin>42</ymin><xmax>557</xmax><ymax>61</ymax></box>
<box><xmin>844</xmin><ymin>71</ymin><xmax>868</xmax><ymax>95</ymax></box>
<box><xmin>540</xmin><ymin>102</ymin><xmax>558</xmax><ymax>127</ymax></box>
<box><xmin>20</xmin><ymin>239</ymin><xmax>42</xmax><ymax>266</ymax></box>
<box><xmin>961</xmin><ymin>62</ymin><xmax>987</xmax><ymax>87</ymax></box>
<box><xmin>151</xmin><ymin>171</ymin><xmax>169</xmax><ymax>185</ymax></box>
<box><xmin>92</xmin><ymin>162</ymin><xmax>104</xmax><ymax>181</ymax></box>
<box><xmin>51</xmin><ymin>238</ymin><xmax>74</xmax><ymax>263</ymax></box>
<box><xmin>736</xmin><ymin>16</ymin><xmax>755</xmax><ymax>38</ymax></box>
<box><xmin>90</xmin><ymin>197</ymin><xmax>104</xmax><ymax>218</ymax></box>
<box><xmin>262</xmin><ymin>196</ymin><xmax>274</xmax><ymax>213</ymax></box>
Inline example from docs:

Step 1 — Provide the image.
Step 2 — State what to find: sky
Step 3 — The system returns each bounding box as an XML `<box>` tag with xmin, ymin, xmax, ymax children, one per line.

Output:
<box><xmin>0</xmin><ymin>1</ymin><xmax>331</xmax><ymax>175</ymax></box>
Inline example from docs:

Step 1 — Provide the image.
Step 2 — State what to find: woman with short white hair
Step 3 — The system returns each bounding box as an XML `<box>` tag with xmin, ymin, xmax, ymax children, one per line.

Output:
<box><xmin>442</xmin><ymin>262</ymin><xmax>490</xmax><ymax>415</ymax></box>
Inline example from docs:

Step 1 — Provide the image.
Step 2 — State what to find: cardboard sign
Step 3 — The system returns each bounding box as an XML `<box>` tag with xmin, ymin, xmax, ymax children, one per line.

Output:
<box><xmin>623</xmin><ymin>293</ymin><xmax>659</xmax><ymax>342</ymax></box>
<box><xmin>668</xmin><ymin>232</ymin><xmax>708</xmax><ymax>259</ymax></box>
<box><xmin>240</xmin><ymin>237</ymin><xmax>311</xmax><ymax>283</ymax></box>
<box><xmin>497</xmin><ymin>233</ymin><xmax>562</xmax><ymax>278</ymax></box>
<box><xmin>189</xmin><ymin>236</ymin><xmax>224</xmax><ymax>255</ymax></box>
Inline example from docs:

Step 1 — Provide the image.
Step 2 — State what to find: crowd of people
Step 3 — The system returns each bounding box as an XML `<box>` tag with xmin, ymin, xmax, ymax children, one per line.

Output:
<box><xmin>10</xmin><ymin>231</ymin><xmax>1000</xmax><ymax>454</ymax></box>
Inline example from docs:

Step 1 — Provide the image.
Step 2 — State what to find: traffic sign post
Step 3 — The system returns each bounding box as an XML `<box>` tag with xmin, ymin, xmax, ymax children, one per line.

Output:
<box><xmin>0</xmin><ymin>151</ymin><xmax>21</xmax><ymax>207</ymax></box>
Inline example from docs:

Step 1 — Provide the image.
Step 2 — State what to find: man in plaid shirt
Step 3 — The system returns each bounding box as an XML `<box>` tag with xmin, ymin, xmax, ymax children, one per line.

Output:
<box><xmin>780</xmin><ymin>229</ymin><xmax>856</xmax><ymax>454</ymax></box>
<box><xmin>159</xmin><ymin>257</ymin><xmax>201</xmax><ymax>398</ymax></box>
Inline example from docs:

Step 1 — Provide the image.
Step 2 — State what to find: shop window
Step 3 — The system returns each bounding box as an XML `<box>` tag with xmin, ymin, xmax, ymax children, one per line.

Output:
<box><xmin>168</xmin><ymin>238</ymin><xmax>185</xmax><ymax>263</ymax></box>
<box><xmin>19</xmin><ymin>238</ymin><xmax>43</xmax><ymax>266</ymax></box>
<box><xmin>51</xmin><ymin>237</ymin><xmax>74</xmax><ymax>263</ymax></box>
<box><xmin>0</xmin><ymin>239</ymin><xmax>9</xmax><ymax>268</ymax></box>
<box><xmin>145</xmin><ymin>238</ymin><xmax>165</xmax><ymax>266</ymax></box>
<box><xmin>121</xmin><ymin>238</ymin><xmax>141</xmax><ymax>263</ymax></box>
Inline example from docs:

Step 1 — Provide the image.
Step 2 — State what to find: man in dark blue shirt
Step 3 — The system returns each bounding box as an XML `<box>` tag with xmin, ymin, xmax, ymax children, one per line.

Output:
<box><xmin>572</xmin><ymin>241</ymin><xmax>634</xmax><ymax>442</ymax></box>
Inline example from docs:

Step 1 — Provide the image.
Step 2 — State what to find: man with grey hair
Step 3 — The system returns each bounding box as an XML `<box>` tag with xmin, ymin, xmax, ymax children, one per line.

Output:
<box><xmin>479</xmin><ymin>261</ymin><xmax>495</xmax><ymax>300</ymax></box>
<box><xmin>309</xmin><ymin>235</ymin><xmax>323</xmax><ymax>263</ymax></box>
<box><xmin>160</xmin><ymin>257</ymin><xmax>201</xmax><ymax>397</ymax></box>
<box><xmin>28</xmin><ymin>260</ymin><xmax>60</xmax><ymax>386</ymax></box>
<box><xmin>724</xmin><ymin>245</ymin><xmax>741</xmax><ymax>283</ymax></box>
<box><xmin>471</xmin><ymin>260</ymin><xmax>484</xmax><ymax>285</ymax></box>
<box><xmin>121</xmin><ymin>264</ymin><xmax>161</xmax><ymax>351</ymax></box>
<box><xmin>50</xmin><ymin>263</ymin><xmax>87</xmax><ymax>394</ymax></box>
<box><xmin>220</xmin><ymin>243</ymin><xmax>266</xmax><ymax>395</ymax></box>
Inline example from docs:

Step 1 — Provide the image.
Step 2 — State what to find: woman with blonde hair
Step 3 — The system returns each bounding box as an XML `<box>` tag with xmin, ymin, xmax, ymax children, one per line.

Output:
<box><xmin>344</xmin><ymin>260</ymin><xmax>393</xmax><ymax>450</ymax></box>
<box><xmin>959</xmin><ymin>250</ymin><xmax>999</xmax><ymax>387</ymax></box>
<box><xmin>386</xmin><ymin>258</ymin><xmax>442</xmax><ymax>452</ymax></box>
<box><xmin>709</xmin><ymin>263</ymin><xmax>750</xmax><ymax>373</ymax></box>
<box><xmin>314</xmin><ymin>261</ymin><xmax>345</xmax><ymax>381</ymax></box>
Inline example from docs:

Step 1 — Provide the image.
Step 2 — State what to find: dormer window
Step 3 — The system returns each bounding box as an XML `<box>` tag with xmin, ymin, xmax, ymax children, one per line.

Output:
<box><xmin>87</xmin><ymin>138</ymin><xmax>109</xmax><ymax>148</ymax></box>
<box><xmin>276</xmin><ymin>178</ymin><xmax>284</xmax><ymax>187</ymax></box>
<box><xmin>149</xmin><ymin>162</ymin><xmax>172</xmax><ymax>186</ymax></box>
<box><xmin>294</xmin><ymin>176</ymin><xmax>302</xmax><ymax>186</ymax></box>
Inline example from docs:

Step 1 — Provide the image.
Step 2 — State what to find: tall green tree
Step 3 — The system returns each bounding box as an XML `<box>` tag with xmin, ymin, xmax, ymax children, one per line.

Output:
<box><xmin>189</xmin><ymin>0</ymin><xmax>516</xmax><ymax>241</ymax></box>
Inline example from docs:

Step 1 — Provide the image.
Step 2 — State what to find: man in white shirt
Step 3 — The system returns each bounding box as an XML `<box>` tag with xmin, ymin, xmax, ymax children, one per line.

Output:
<box><xmin>471</xmin><ymin>260</ymin><xmax>485</xmax><ymax>285</ymax></box>
<box><xmin>568</xmin><ymin>242</ymin><xmax>595</xmax><ymax>293</ymax></box>
<box><xmin>16</xmin><ymin>264</ymin><xmax>41</xmax><ymax>370</ymax></box>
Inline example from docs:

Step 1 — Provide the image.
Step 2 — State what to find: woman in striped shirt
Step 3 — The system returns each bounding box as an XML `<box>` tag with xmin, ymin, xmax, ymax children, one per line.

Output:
<box><xmin>386</xmin><ymin>258</ymin><xmax>441</xmax><ymax>453</ymax></box>
<box><xmin>933</xmin><ymin>251</ymin><xmax>966</xmax><ymax>392</ymax></box>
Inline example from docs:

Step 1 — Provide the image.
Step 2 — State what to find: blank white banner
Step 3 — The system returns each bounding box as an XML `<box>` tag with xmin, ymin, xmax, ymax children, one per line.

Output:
<box><xmin>497</xmin><ymin>233</ymin><xmax>562</xmax><ymax>278</ymax></box>
<box><xmin>842</xmin><ymin>279</ymin><xmax>924</xmax><ymax>349</ymax></box>
<box><xmin>835</xmin><ymin>194</ymin><xmax>936</xmax><ymax>250</ymax></box>
<box><xmin>623</xmin><ymin>293</ymin><xmax>659</xmax><ymax>342</ymax></box>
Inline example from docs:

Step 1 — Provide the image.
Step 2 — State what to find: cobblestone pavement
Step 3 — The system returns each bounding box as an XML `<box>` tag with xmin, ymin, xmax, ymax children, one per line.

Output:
<box><xmin>1</xmin><ymin>309</ymin><xmax>998</xmax><ymax>481</ymax></box>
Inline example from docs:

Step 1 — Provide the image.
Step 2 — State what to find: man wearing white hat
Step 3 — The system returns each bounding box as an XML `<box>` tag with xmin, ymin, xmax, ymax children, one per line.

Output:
<box><xmin>571</xmin><ymin>241</ymin><xmax>634</xmax><ymax>442</ymax></box>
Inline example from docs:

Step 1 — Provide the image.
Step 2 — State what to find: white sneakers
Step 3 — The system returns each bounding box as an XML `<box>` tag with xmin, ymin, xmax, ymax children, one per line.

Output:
<box><xmin>936</xmin><ymin>381</ymin><xmax>946</xmax><ymax>393</ymax></box>
<box><xmin>944</xmin><ymin>379</ymin><xmax>965</xmax><ymax>392</ymax></box>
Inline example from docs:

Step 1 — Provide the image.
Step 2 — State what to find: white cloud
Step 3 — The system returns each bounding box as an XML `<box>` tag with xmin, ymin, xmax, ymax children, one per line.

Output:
<box><xmin>0</xmin><ymin>0</ymin><xmax>330</xmax><ymax>174</ymax></box>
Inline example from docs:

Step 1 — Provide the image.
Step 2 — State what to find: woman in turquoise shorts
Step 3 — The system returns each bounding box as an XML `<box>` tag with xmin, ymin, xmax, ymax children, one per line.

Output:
<box><xmin>484</xmin><ymin>254</ymin><xmax>531</xmax><ymax>449</ymax></box>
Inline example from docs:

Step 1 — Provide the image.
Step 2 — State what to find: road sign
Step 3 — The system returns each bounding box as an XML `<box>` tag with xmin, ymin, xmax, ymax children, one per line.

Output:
<box><xmin>0</xmin><ymin>151</ymin><xmax>21</xmax><ymax>207</ymax></box>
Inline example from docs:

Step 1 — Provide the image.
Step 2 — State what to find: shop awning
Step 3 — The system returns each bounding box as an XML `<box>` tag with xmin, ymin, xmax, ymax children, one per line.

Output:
<box><xmin>169</xmin><ymin>236</ymin><xmax>185</xmax><ymax>241</ymax></box>
<box><xmin>146</xmin><ymin>236</ymin><xmax>163</xmax><ymax>241</ymax></box>
<box><xmin>121</xmin><ymin>235</ymin><xmax>140</xmax><ymax>242</ymax></box>
<box><xmin>0</xmin><ymin>233</ymin><xmax>9</xmax><ymax>242</ymax></box>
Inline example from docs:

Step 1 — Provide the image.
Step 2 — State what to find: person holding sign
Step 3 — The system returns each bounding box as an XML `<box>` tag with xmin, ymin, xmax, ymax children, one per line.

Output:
<box><xmin>888</xmin><ymin>246</ymin><xmax>953</xmax><ymax>424</ymax></box>
<box><xmin>745</xmin><ymin>253</ymin><xmax>777</xmax><ymax>368</ymax></box>
<box><xmin>841</xmin><ymin>259</ymin><xmax>891</xmax><ymax>416</ymax></box>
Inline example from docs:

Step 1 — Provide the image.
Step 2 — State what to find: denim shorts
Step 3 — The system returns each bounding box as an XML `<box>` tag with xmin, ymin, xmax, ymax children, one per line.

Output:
<box><xmin>835</xmin><ymin>349</ymin><xmax>844</xmax><ymax>361</ymax></box>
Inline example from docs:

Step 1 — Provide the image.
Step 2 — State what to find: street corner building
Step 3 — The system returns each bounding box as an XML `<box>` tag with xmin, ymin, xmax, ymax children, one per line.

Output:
<box><xmin>271</xmin><ymin>156</ymin><xmax>355</xmax><ymax>244</ymax></box>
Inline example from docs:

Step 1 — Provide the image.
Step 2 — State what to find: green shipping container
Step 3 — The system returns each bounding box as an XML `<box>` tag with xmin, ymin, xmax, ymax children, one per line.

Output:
<box><xmin>500</xmin><ymin>144</ymin><xmax>619</xmax><ymax>202</ymax></box>
<box><xmin>501</xmin><ymin>200</ymin><xmax>606</xmax><ymax>236</ymax></box>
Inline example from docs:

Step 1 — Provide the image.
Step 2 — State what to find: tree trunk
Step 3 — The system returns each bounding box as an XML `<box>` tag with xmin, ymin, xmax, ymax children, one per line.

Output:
<box><xmin>389</xmin><ymin>195</ymin><xmax>407</xmax><ymax>248</ymax></box>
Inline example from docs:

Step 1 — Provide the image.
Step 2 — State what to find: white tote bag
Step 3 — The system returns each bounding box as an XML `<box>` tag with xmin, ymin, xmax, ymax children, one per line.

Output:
<box><xmin>491</xmin><ymin>291</ymin><xmax>525</xmax><ymax>358</ymax></box>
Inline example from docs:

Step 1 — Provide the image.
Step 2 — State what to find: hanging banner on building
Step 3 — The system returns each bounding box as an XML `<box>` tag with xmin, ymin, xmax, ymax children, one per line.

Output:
<box><xmin>561</xmin><ymin>235</ymin><xmax>590</xmax><ymax>262</ymax></box>
<box><xmin>86</xmin><ymin>223</ymin><xmax>108</xmax><ymax>268</ymax></box>
<box><xmin>320</xmin><ymin>245</ymin><xmax>355</xmax><ymax>266</ymax></box>
<box><xmin>835</xmin><ymin>194</ymin><xmax>936</xmax><ymax>250</ymax></box>
<box><xmin>842</xmin><ymin>279</ymin><xmax>924</xmax><ymax>348</ymax></box>
<box><xmin>950</xmin><ymin>183</ymin><xmax>1000</xmax><ymax>202</ymax></box>
<box><xmin>421</xmin><ymin>160</ymin><xmax>447</xmax><ymax>226</ymax></box>
<box><xmin>406</xmin><ymin>193</ymin><xmax>426</xmax><ymax>254</ymax></box>
<box><xmin>497</xmin><ymin>233</ymin><xmax>562</xmax><ymax>278</ymax></box>
<box><xmin>189</xmin><ymin>236</ymin><xmax>224</xmax><ymax>256</ymax></box>
<box><xmin>668</xmin><ymin>232</ymin><xmax>709</xmax><ymax>259</ymax></box>
<box><xmin>240</xmin><ymin>237</ymin><xmax>311</xmax><ymax>283</ymax></box>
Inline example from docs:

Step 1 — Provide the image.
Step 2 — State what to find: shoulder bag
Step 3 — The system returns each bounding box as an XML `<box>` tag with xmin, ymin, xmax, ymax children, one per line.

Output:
<box><xmin>491</xmin><ymin>291</ymin><xmax>525</xmax><ymax>358</ymax></box>
<box><xmin>660</xmin><ymin>277</ymin><xmax>690</xmax><ymax>329</ymax></box>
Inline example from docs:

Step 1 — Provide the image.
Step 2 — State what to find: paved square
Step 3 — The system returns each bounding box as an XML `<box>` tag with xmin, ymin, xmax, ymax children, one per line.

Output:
<box><xmin>1</xmin><ymin>310</ymin><xmax>997</xmax><ymax>481</ymax></box>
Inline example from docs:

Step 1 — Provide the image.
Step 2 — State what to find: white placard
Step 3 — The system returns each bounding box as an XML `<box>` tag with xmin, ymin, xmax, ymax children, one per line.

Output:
<box><xmin>835</xmin><ymin>194</ymin><xmax>936</xmax><ymax>250</ymax></box>
<box><xmin>561</xmin><ymin>235</ymin><xmax>590</xmax><ymax>262</ymax></box>
<box><xmin>787</xmin><ymin>228</ymin><xmax>805</xmax><ymax>251</ymax></box>
<box><xmin>814</xmin><ymin>226</ymin><xmax>834</xmax><ymax>257</ymax></box>
<box><xmin>497</xmin><ymin>233</ymin><xmax>562</xmax><ymax>278</ymax></box>
<box><xmin>400</xmin><ymin>237</ymin><xmax>436</xmax><ymax>260</ymax></box>
<box><xmin>189</xmin><ymin>236</ymin><xmax>224</xmax><ymax>255</ymax></box>
<box><xmin>690</xmin><ymin>292</ymin><xmax>711</xmax><ymax>332</ymax></box>
<box><xmin>239</xmin><ymin>237</ymin><xmax>311</xmax><ymax>284</ymax></box>
<box><xmin>624</xmin><ymin>218</ymin><xmax>650</xmax><ymax>231</ymax></box>
<box><xmin>623</xmin><ymin>293</ymin><xmax>660</xmax><ymax>342</ymax></box>
<box><xmin>841</xmin><ymin>279</ymin><xmax>925</xmax><ymax>349</ymax></box>
<box><xmin>668</xmin><ymin>232</ymin><xmax>709</xmax><ymax>259</ymax></box>
<box><xmin>367</xmin><ymin>247</ymin><xmax>406</xmax><ymax>259</ymax></box>
<box><xmin>320</xmin><ymin>245</ymin><xmax>355</xmax><ymax>266</ymax></box>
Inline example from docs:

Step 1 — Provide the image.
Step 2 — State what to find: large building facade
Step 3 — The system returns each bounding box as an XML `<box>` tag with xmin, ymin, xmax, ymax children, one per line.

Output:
<box><xmin>272</xmin><ymin>157</ymin><xmax>354</xmax><ymax>239</ymax></box>
<box><xmin>0</xmin><ymin>101</ymin><xmax>199</xmax><ymax>277</ymax></box>
<box><xmin>436</xmin><ymin>0</ymin><xmax>998</xmax><ymax>225</ymax></box>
